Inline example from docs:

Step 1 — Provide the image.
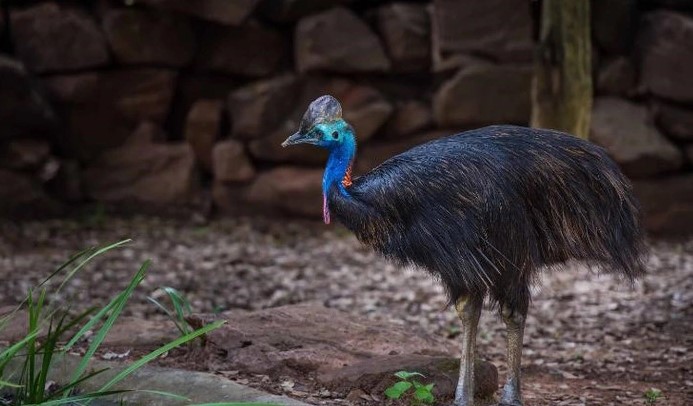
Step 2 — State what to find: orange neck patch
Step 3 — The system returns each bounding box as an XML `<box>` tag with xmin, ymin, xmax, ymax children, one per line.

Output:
<box><xmin>342</xmin><ymin>163</ymin><xmax>353</xmax><ymax>187</ymax></box>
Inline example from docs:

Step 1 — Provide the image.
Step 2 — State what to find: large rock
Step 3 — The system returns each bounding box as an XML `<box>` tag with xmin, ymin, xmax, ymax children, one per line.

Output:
<box><xmin>125</xmin><ymin>121</ymin><xmax>167</xmax><ymax>145</ymax></box>
<box><xmin>261</xmin><ymin>0</ymin><xmax>352</xmax><ymax>22</ymax></box>
<box><xmin>639</xmin><ymin>11</ymin><xmax>693</xmax><ymax>102</ymax></box>
<box><xmin>0</xmin><ymin>139</ymin><xmax>51</xmax><ymax>171</ymax></box>
<box><xmin>382</xmin><ymin>100</ymin><xmax>433</xmax><ymax>139</ymax></box>
<box><xmin>592</xmin><ymin>0</ymin><xmax>637</xmax><ymax>55</ymax></box>
<box><xmin>46</xmin><ymin>159</ymin><xmax>83</xmax><ymax>203</ymax></box>
<box><xmin>432</xmin><ymin>0</ymin><xmax>533</xmax><ymax>63</ymax></box>
<box><xmin>185</xmin><ymin>99</ymin><xmax>224</xmax><ymax>172</ymax></box>
<box><xmin>319</xmin><ymin>355</ymin><xmax>498</xmax><ymax>402</ymax></box>
<box><xmin>189</xmin><ymin>303</ymin><xmax>455</xmax><ymax>375</ymax></box>
<box><xmin>596</xmin><ymin>56</ymin><xmax>636</xmax><ymax>97</ymax></box>
<box><xmin>102</xmin><ymin>9</ymin><xmax>196</xmax><ymax>67</ymax></box>
<box><xmin>244</xmin><ymin>167</ymin><xmax>323</xmax><ymax>217</ymax></box>
<box><xmin>83</xmin><ymin>142</ymin><xmax>197</xmax><ymax>205</ymax></box>
<box><xmin>44</xmin><ymin>69</ymin><xmax>177</xmax><ymax>161</ymax></box>
<box><xmin>299</xmin><ymin>78</ymin><xmax>393</xmax><ymax>142</ymax></box>
<box><xmin>433</xmin><ymin>64</ymin><xmax>532</xmax><ymax>126</ymax></box>
<box><xmin>431</xmin><ymin>52</ymin><xmax>490</xmax><ymax>74</ymax></box>
<box><xmin>0</xmin><ymin>56</ymin><xmax>57</xmax><ymax>140</ymax></box>
<box><xmin>295</xmin><ymin>7</ymin><xmax>390</xmax><ymax>73</ymax></box>
<box><xmin>196</xmin><ymin>24</ymin><xmax>286</xmax><ymax>77</ymax></box>
<box><xmin>635</xmin><ymin>174</ymin><xmax>693</xmax><ymax>236</ymax></box>
<box><xmin>167</xmin><ymin>74</ymin><xmax>239</xmax><ymax>140</ymax></box>
<box><xmin>0</xmin><ymin>14</ymin><xmax>5</xmax><ymax>48</ymax></box>
<box><xmin>188</xmin><ymin>304</ymin><xmax>498</xmax><ymax>401</ymax></box>
<box><xmin>642</xmin><ymin>0</ymin><xmax>693</xmax><ymax>11</ymax></box>
<box><xmin>377</xmin><ymin>3</ymin><xmax>430</xmax><ymax>72</ymax></box>
<box><xmin>136</xmin><ymin>0</ymin><xmax>260</xmax><ymax>26</ymax></box>
<box><xmin>590</xmin><ymin>98</ymin><xmax>683</xmax><ymax>177</ymax></box>
<box><xmin>656</xmin><ymin>102</ymin><xmax>693</xmax><ymax>141</ymax></box>
<box><xmin>211</xmin><ymin>181</ymin><xmax>248</xmax><ymax>214</ymax></box>
<box><xmin>248</xmin><ymin>78</ymin><xmax>392</xmax><ymax>164</ymax></box>
<box><xmin>212</xmin><ymin>140</ymin><xmax>255</xmax><ymax>183</ymax></box>
<box><xmin>0</xmin><ymin>169</ymin><xmax>59</xmax><ymax>216</ymax></box>
<box><xmin>247</xmin><ymin>120</ymin><xmax>328</xmax><ymax>166</ymax></box>
<box><xmin>331</xmin><ymin>80</ymin><xmax>394</xmax><ymax>142</ymax></box>
<box><xmin>228</xmin><ymin>74</ymin><xmax>299</xmax><ymax>140</ymax></box>
<box><xmin>10</xmin><ymin>2</ymin><xmax>110</xmax><ymax>73</ymax></box>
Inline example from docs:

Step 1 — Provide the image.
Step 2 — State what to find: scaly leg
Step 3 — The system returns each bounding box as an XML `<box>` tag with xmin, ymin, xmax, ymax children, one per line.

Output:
<box><xmin>500</xmin><ymin>305</ymin><xmax>527</xmax><ymax>406</ymax></box>
<box><xmin>453</xmin><ymin>296</ymin><xmax>483</xmax><ymax>406</ymax></box>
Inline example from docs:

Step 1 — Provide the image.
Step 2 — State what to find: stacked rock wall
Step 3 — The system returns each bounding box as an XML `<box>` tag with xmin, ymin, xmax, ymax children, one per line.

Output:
<box><xmin>0</xmin><ymin>0</ymin><xmax>692</xmax><ymax>234</ymax></box>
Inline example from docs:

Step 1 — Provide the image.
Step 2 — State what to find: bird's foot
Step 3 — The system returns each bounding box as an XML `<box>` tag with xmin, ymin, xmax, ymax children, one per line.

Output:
<box><xmin>452</xmin><ymin>393</ymin><xmax>475</xmax><ymax>406</ymax></box>
<box><xmin>499</xmin><ymin>385</ymin><xmax>523</xmax><ymax>406</ymax></box>
<box><xmin>498</xmin><ymin>393</ymin><xmax>523</xmax><ymax>406</ymax></box>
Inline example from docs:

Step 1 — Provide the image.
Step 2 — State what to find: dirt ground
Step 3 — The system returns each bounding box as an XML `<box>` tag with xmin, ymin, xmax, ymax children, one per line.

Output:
<box><xmin>0</xmin><ymin>215</ymin><xmax>691</xmax><ymax>405</ymax></box>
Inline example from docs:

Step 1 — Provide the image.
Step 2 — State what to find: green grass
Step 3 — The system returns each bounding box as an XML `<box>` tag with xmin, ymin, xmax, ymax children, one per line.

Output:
<box><xmin>0</xmin><ymin>239</ymin><xmax>269</xmax><ymax>405</ymax></box>
<box><xmin>644</xmin><ymin>388</ymin><xmax>663</xmax><ymax>405</ymax></box>
<box><xmin>384</xmin><ymin>371</ymin><xmax>435</xmax><ymax>405</ymax></box>
<box><xmin>147</xmin><ymin>287</ymin><xmax>194</xmax><ymax>337</ymax></box>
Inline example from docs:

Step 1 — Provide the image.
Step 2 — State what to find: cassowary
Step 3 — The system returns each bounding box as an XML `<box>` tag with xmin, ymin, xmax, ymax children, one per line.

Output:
<box><xmin>282</xmin><ymin>95</ymin><xmax>644</xmax><ymax>406</ymax></box>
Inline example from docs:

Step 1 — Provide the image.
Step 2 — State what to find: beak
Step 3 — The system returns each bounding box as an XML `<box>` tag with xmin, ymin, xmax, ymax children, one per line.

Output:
<box><xmin>281</xmin><ymin>132</ymin><xmax>318</xmax><ymax>147</ymax></box>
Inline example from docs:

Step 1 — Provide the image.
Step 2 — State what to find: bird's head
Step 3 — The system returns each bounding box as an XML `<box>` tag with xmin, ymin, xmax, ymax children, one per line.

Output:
<box><xmin>282</xmin><ymin>95</ymin><xmax>357</xmax><ymax>225</ymax></box>
<box><xmin>281</xmin><ymin>95</ymin><xmax>354</xmax><ymax>151</ymax></box>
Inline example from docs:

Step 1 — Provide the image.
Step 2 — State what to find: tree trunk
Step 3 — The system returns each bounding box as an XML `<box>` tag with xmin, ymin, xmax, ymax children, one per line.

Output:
<box><xmin>531</xmin><ymin>0</ymin><xmax>592</xmax><ymax>139</ymax></box>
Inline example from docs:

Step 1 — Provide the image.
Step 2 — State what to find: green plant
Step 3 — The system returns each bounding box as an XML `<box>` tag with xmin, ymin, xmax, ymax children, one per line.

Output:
<box><xmin>384</xmin><ymin>371</ymin><xmax>435</xmax><ymax>405</ymax></box>
<box><xmin>644</xmin><ymin>388</ymin><xmax>663</xmax><ymax>405</ymax></box>
<box><xmin>0</xmin><ymin>239</ymin><xmax>226</xmax><ymax>405</ymax></box>
<box><xmin>148</xmin><ymin>287</ymin><xmax>194</xmax><ymax>336</ymax></box>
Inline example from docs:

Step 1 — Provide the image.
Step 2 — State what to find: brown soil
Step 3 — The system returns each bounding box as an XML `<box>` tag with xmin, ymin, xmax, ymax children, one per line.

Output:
<box><xmin>0</xmin><ymin>216</ymin><xmax>691</xmax><ymax>405</ymax></box>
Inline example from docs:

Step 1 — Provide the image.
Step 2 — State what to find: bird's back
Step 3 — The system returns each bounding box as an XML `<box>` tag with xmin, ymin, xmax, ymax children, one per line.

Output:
<box><xmin>329</xmin><ymin>125</ymin><xmax>644</xmax><ymax>308</ymax></box>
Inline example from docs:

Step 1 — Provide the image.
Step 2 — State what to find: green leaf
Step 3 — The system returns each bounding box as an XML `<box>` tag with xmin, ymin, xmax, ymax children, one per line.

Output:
<box><xmin>38</xmin><ymin>246</ymin><xmax>93</xmax><ymax>288</ymax></box>
<box><xmin>163</xmin><ymin>287</ymin><xmax>192</xmax><ymax>314</ymax></box>
<box><xmin>414</xmin><ymin>386</ymin><xmax>435</xmax><ymax>404</ymax></box>
<box><xmin>148</xmin><ymin>287</ymin><xmax>195</xmax><ymax>336</ymax></box>
<box><xmin>163</xmin><ymin>287</ymin><xmax>193</xmax><ymax>334</ymax></box>
<box><xmin>146</xmin><ymin>296</ymin><xmax>176</xmax><ymax>321</ymax></box>
<box><xmin>0</xmin><ymin>329</ymin><xmax>40</xmax><ymax>370</ymax></box>
<box><xmin>97</xmin><ymin>320</ymin><xmax>225</xmax><ymax>393</ymax></box>
<box><xmin>0</xmin><ymin>379</ymin><xmax>22</xmax><ymax>388</ymax></box>
<box><xmin>394</xmin><ymin>371</ymin><xmax>425</xmax><ymax>380</ymax></box>
<box><xmin>644</xmin><ymin>388</ymin><xmax>663</xmax><ymax>404</ymax></box>
<box><xmin>57</xmin><ymin>240</ymin><xmax>132</xmax><ymax>292</ymax></box>
<box><xmin>384</xmin><ymin>381</ymin><xmax>412</xmax><ymax>399</ymax></box>
<box><xmin>68</xmin><ymin>260</ymin><xmax>149</xmax><ymax>388</ymax></box>
<box><xmin>47</xmin><ymin>368</ymin><xmax>110</xmax><ymax>399</ymax></box>
<box><xmin>425</xmin><ymin>383</ymin><xmax>435</xmax><ymax>391</ymax></box>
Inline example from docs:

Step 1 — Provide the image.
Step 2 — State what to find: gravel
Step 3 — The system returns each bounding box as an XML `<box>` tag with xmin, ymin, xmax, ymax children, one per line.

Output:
<box><xmin>1</xmin><ymin>215</ymin><xmax>691</xmax><ymax>404</ymax></box>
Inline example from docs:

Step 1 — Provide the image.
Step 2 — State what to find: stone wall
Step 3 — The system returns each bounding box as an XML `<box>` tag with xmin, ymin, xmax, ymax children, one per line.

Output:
<box><xmin>0</xmin><ymin>0</ymin><xmax>692</xmax><ymax>235</ymax></box>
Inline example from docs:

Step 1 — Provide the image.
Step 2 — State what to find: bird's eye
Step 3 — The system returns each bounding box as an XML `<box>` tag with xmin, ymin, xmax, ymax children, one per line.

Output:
<box><xmin>332</xmin><ymin>131</ymin><xmax>339</xmax><ymax>139</ymax></box>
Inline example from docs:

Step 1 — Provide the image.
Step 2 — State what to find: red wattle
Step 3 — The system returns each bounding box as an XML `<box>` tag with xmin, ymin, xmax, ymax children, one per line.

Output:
<box><xmin>323</xmin><ymin>194</ymin><xmax>331</xmax><ymax>224</ymax></box>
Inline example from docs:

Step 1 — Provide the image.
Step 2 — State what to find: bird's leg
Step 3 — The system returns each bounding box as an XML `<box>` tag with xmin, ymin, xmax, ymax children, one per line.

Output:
<box><xmin>499</xmin><ymin>305</ymin><xmax>527</xmax><ymax>406</ymax></box>
<box><xmin>453</xmin><ymin>296</ymin><xmax>482</xmax><ymax>406</ymax></box>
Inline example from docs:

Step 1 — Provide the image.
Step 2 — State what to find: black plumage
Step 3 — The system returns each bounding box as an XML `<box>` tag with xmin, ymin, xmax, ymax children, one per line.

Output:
<box><xmin>282</xmin><ymin>95</ymin><xmax>645</xmax><ymax>405</ymax></box>
<box><xmin>329</xmin><ymin>125</ymin><xmax>644</xmax><ymax>312</ymax></box>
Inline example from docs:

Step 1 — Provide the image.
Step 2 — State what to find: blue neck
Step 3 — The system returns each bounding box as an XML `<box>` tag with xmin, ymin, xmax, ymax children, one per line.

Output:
<box><xmin>322</xmin><ymin>134</ymin><xmax>356</xmax><ymax>199</ymax></box>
